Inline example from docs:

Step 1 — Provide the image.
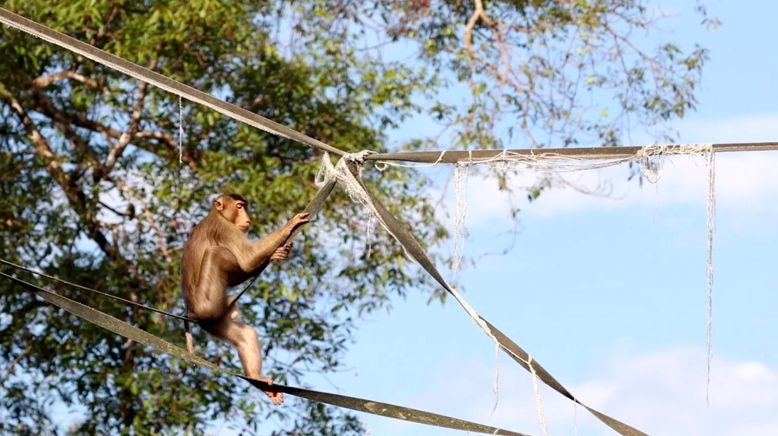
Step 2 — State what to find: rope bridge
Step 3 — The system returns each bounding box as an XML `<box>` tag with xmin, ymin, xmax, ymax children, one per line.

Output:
<box><xmin>4</xmin><ymin>6</ymin><xmax>778</xmax><ymax>434</ymax></box>
<box><xmin>0</xmin><ymin>270</ymin><xmax>525</xmax><ymax>435</ymax></box>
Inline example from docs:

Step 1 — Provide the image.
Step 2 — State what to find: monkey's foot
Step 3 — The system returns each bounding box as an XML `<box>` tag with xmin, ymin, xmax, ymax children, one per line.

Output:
<box><xmin>254</xmin><ymin>376</ymin><xmax>284</xmax><ymax>405</ymax></box>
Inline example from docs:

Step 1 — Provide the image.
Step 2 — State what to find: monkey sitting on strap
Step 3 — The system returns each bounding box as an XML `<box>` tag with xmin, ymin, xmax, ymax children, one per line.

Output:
<box><xmin>181</xmin><ymin>193</ymin><xmax>310</xmax><ymax>405</ymax></box>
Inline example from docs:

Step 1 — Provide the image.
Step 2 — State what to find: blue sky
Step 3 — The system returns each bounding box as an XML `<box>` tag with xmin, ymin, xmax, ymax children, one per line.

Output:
<box><xmin>293</xmin><ymin>2</ymin><xmax>778</xmax><ymax>435</ymax></box>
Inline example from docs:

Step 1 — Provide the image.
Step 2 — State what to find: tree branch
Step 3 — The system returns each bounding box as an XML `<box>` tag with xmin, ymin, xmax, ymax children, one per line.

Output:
<box><xmin>100</xmin><ymin>80</ymin><xmax>149</xmax><ymax>176</ymax></box>
<box><xmin>0</xmin><ymin>82</ymin><xmax>114</xmax><ymax>258</ymax></box>
<box><xmin>31</xmin><ymin>69</ymin><xmax>101</xmax><ymax>90</ymax></box>
<box><xmin>112</xmin><ymin>178</ymin><xmax>173</xmax><ymax>267</ymax></box>
<box><xmin>28</xmin><ymin>90</ymin><xmax>199</xmax><ymax>170</ymax></box>
<box><xmin>464</xmin><ymin>0</ymin><xmax>488</xmax><ymax>63</ymax></box>
<box><xmin>27</xmin><ymin>87</ymin><xmax>101</xmax><ymax>179</ymax></box>
<box><xmin>0</xmin><ymin>85</ymin><xmax>70</xmax><ymax>188</ymax></box>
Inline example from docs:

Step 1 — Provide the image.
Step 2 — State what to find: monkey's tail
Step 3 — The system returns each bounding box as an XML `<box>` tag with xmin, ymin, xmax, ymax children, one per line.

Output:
<box><xmin>185</xmin><ymin>320</ymin><xmax>195</xmax><ymax>354</ymax></box>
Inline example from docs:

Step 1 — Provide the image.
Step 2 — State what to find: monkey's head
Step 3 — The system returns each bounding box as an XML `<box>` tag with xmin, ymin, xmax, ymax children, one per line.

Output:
<box><xmin>214</xmin><ymin>193</ymin><xmax>251</xmax><ymax>232</ymax></box>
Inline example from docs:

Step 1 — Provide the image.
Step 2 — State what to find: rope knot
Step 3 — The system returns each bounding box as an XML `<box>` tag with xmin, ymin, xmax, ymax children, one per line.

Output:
<box><xmin>343</xmin><ymin>150</ymin><xmax>375</xmax><ymax>166</ymax></box>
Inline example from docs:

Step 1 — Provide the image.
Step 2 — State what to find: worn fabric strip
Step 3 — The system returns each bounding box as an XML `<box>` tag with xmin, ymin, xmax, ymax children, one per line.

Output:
<box><xmin>483</xmin><ymin>319</ymin><xmax>646</xmax><ymax>435</ymax></box>
<box><xmin>1</xmin><ymin>272</ymin><xmax>527</xmax><ymax>436</ymax></box>
<box><xmin>0</xmin><ymin>8</ymin><xmax>345</xmax><ymax>157</ymax></box>
<box><xmin>366</xmin><ymin>142</ymin><xmax>778</xmax><ymax>164</ymax></box>
<box><xmin>0</xmin><ymin>257</ymin><xmax>194</xmax><ymax>322</ymax></box>
<box><xmin>343</xmin><ymin>162</ymin><xmax>646</xmax><ymax>436</ymax></box>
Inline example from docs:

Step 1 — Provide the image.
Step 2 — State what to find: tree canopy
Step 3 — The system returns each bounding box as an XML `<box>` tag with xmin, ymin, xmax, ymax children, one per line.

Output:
<box><xmin>0</xmin><ymin>0</ymin><xmax>710</xmax><ymax>433</ymax></box>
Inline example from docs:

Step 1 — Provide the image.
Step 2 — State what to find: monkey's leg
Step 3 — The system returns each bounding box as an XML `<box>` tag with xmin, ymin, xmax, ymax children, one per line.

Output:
<box><xmin>185</xmin><ymin>320</ymin><xmax>195</xmax><ymax>354</ymax></box>
<box><xmin>203</xmin><ymin>309</ymin><xmax>284</xmax><ymax>405</ymax></box>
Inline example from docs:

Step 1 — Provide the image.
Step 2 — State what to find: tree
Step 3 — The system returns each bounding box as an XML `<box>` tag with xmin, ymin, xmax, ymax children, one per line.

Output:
<box><xmin>0</xmin><ymin>0</ymin><xmax>710</xmax><ymax>433</ymax></box>
<box><xmin>385</xmin><ymin>0</ymin><xmax>713</xmax><ymax>145</ymax></box>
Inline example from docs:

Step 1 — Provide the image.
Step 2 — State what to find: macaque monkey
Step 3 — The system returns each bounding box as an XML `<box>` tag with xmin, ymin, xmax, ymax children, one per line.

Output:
<box><xmin>181</xmin><ymin>193</ymin><xmax>310</xmax><ymax>405</ymax></box>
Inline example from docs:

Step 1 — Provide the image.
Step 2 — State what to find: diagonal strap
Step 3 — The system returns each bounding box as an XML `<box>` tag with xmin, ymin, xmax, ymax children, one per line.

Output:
<box><xmin>483</xmin><ymin>319</ymin><xmax>646</xmax><ymax>435</ymax></box>
<box><xmin>342</xmin><ymin>161</ymin><xmax>646</xmax><ymax>436</ymax></box>
<box><xmin>229</xmin><ymin>180</ymin><xmax>337</xmax><ymax>309</ymax></box>
<box><xmin>0</xmin><ymin>8</ymin><xmax>345</xmax><ymax>157</ymax></box>
<box><xmin>0</xmin><ymin>271</ymin><xmax>527</xmax><ymax>436</ymax></box>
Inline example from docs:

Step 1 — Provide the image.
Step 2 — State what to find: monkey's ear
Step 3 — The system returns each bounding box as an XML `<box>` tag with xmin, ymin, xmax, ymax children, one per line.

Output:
<box><xmin>214</xmin><ymin>198</ymin><xmax>224</xmax><ymax>211</ymax></box>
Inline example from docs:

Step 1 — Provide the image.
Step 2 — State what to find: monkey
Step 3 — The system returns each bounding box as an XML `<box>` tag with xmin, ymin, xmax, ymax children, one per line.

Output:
<box><xmin>181</xmin><ymin>193</ymin><xmax>310</xmax><ymax>405</ymax></box>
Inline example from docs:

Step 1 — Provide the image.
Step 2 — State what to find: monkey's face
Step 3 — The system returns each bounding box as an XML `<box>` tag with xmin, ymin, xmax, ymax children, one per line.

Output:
<box><xmin>215</xmin><ymin>196</ymin><xmax>252</xmax><ymax>233</ymax></box>
<box><xmin>233</xmin><ymin>203</ymin><xmax>251</xmax><ymax>233</ymax></box>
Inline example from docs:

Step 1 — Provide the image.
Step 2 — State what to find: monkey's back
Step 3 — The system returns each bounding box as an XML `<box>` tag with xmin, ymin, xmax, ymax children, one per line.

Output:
<box><xmin>180</xmin><ymin>219</ymin><xmax>211</xmax><ymax>310</ymax></box>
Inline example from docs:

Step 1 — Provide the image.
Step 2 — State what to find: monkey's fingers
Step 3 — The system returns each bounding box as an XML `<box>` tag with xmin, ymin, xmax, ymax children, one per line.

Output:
<box><xmin>266</xmin><ymin>391</ymin><xmax>284</xmax><ymax>405</ymax></box>
<box><xmin>293</xmin><ymin>212</ymin><xmax>311</xmax><ymax>224</ymax></box>
<box><xmin>270</xmin><ymin>247</ymin><xmax>290</xmax><ymax>261</ymax></box>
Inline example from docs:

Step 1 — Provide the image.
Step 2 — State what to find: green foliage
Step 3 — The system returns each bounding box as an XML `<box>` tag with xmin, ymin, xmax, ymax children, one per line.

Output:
<box><xmin>0</xmin><ymin>0</ymin><xmax>709</xmax><ymax>434</ymax></box>
<box><xmin>0</xmin><ymin>0</ymin><xmax>435</xmax><ymax>433</ymax></box>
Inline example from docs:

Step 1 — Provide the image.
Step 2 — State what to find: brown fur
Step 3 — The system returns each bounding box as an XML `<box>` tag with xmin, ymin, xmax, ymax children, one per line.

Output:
<box><xmin>181</xmin><ymin>194</ymin><xmax>309</xmax><ymax>405</ymax></box>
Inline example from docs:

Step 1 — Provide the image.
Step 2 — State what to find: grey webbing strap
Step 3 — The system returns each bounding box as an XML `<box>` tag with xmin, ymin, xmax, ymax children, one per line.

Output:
<box><xmin>229</xmin><ymin>180</ymin><xmax>337</xmax><ymax>310</ymax></box>
<box><xmin>1</xmin><ymin>272</ymin><xmax>526</xmax><ymax>436</ymax></box>
<box><xmin>344</xmin><ymin>163</ymin><xmax>646</xmax><ymax>436</ymax></box>
<box><xmin>0</xmin><ymin>258</ymin><xmax>195</xmax><ymax>322</ymax></box>
<box><xmin>0</xmin><ymin>8</ymin><xmax>346</xmax><ymax>157</ymax></box>
<box><xmin>483</xmin><ymin>319</ymin><xmax>647</xmax><ymax>436</ymax></box>
<box><xmin>366</xmin><ymin>142</ymin><xmax>778</xmax><ymax>163</ymax></box>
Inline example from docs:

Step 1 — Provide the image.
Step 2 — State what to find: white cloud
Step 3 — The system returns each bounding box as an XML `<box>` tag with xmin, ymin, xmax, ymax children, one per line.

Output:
<box><xmin>362</xmin><ymin>348</ymin><xmax>778</xmax><ymax>436</ymax></box>
<box><xmin>675</xmin><ymin>112</ymin><xmax>778</xmax><ymax>144</ymax></box>
<box><xmin>584</xmin><ymin>349</ymin><xmax>778</xmax><ymax>436</ymax></box>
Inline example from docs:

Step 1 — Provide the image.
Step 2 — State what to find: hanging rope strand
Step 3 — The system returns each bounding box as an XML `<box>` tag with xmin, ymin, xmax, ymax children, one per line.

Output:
<box><xmin>706</xmin><ymin>147</ymin><xmax>717</xmax><ymax>405</ymax></box>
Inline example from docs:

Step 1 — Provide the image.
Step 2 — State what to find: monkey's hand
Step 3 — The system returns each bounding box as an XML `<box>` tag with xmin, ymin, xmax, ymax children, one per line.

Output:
<box><xmin>270</xmin><ymin>242</ymin><xmax>293</xmax><ymax>261</ymax></box>
<box><xmin>287</xmin><ymin>212</ymin><xmax>311</xmax><ymax>231</ymax></box>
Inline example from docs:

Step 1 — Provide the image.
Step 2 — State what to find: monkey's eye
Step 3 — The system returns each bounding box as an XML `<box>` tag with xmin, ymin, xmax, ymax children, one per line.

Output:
<box><xmin>236</xmin><ymin>203</ymin><xmax>243</xmax><ymax>209</ymax></box>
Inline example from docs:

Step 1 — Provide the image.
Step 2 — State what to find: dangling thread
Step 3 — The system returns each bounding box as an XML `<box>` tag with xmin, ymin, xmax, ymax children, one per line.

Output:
<box><xmin>705</xmin><ymin>146</ymin><xmax>716</xmax><ymax>405</ymax></box>
<box><xmin>176</xmin><ymin>95</ymin><xmax>193</xmax><ymax>352</ymax></box>
<box><xmin>365</xmin><ymin>214</ymin><xmax>374</xmax><ymax>259</ymax></box>
<box><xmin>573</xmin><ymin>400</ymin><xmax>579</xmax><ymax>436</ymax></box>
<box><xmin>528</xmin><ymin>354</ymin><xmax>549</xmax><ymax>436</ymax></box>
<box><xmin>491</xmin><ymin>343</ymin><xmax>500</xmax><ymax>415</ymax></box>
<box><xmin>178</xmin><ymin>96</ymin><xmax>184</xmax><ymax>165</ymax></box>
<box><xmin>316</xmin><ymin>152</ymin><xmax>512</xmax><ymax>349</ymax></box>
<box><xmin>452</xmin><ymin>161</ymin><xmax>470</xmax><ymax>274</ymax></box>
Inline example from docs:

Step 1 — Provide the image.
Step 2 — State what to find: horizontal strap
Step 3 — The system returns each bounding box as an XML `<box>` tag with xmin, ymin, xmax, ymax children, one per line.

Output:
<box><xmin>366</xmin><ymin>142</ymin><xmax>778</xmax><ymax>164</ymax></box>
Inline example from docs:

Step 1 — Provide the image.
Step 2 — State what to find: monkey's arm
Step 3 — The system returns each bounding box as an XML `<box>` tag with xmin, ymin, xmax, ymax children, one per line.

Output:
<box><xmin>232</xmin><ymin>213</ymin><xmax>309</xmax><ymax>272</ymax></box>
